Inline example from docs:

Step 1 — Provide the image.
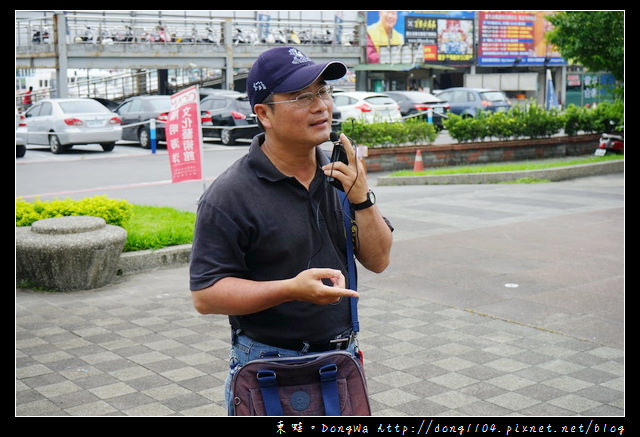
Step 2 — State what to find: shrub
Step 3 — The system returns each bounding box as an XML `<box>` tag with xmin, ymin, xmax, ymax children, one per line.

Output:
<box><xmin>444</xmin><ymin>112</ymin><xmax>491</xmax><ymax>142</ymax></box>
<box><xmin>562</xmin><ymin>104</ymin><xmax>588</xmax><ymax>136</ymax></box>
<box><xmin>519</xmin><ymin>104</ymin><xmax>564</xmax><ymax>138</ymax></box>
<box><xmin>16</xmin><ymin>195</ymin><xmax>133</xmax><ymax>227</ymax></box>
<box><xmin>341</xmin><ymin>118</ymin><xmax>437</xmax><ymax>148</ymax></box>
<box><xmin>590</xmin><ymin>100</ymin><xmax>624</xmax><ymax>133</ymax></box>
<box><xmin>485</xmin><ymin>111</ymin><xmax>517</xmax><ymax>141</ymax></box>
<box><xmin>443</xmin><ymin>101</ymin><xmax>623</xmax><ymax>143</ymax></box>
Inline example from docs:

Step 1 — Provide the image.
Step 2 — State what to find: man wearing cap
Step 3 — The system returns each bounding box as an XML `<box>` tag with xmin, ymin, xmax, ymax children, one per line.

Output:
<box><xmin>189</xmin><ymin>47</ymin><xmax>393</xmax><ymax>415</ymax></box>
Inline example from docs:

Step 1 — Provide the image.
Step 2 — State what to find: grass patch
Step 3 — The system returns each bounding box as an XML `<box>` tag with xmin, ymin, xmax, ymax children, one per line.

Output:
<box><xmin>390</xmin><ymin>154</ymin><xmax>623</xmax><ymax>177</ymax></box>
<box><xmin>122</xmin><ymin>205</ymin><xmax>195</xmax><ymax>252</ymax></box>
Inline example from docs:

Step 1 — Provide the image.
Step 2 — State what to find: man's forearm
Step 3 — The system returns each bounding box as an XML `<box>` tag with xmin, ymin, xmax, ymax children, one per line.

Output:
<box><xmin>191</xmin><ymin>268</ymin><xmax>359</xmax><ymax>316</ymax></box>
<box><xmin>354</xmin><ymin>206</ymin><xmax>392</xmax><ymax>273</ymax></box>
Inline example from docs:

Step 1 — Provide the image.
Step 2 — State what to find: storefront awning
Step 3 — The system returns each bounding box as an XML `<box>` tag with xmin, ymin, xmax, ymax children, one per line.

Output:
<box><xmin>353</xmin><ymin>63</ymin><xmax>457</xmax><ymax>72</ymax></box>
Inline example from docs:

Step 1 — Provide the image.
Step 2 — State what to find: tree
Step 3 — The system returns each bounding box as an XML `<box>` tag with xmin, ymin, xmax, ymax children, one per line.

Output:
<box><xmin>545</xmin><ymin>11</ymin><xmax>624</xmax><ymax>82</ymax></box>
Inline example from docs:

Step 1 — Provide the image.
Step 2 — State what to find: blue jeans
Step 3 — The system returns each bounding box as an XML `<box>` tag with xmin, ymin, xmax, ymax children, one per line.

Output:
<box><xmin>225</xmin><ymin>329</ymin><xmax>358</xmax><ymax>416</ymax></box>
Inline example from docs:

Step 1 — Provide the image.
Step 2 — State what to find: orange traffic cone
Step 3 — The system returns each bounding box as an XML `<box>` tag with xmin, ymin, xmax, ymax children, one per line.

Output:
<box><xmin>413</xmin><ymin>149</ymin><xmax>424</xmax><ymax>172</ymax></box>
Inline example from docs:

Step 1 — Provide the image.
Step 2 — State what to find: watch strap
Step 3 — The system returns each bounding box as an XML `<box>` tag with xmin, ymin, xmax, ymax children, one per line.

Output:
<box><xmin>351</xmin><ymin>190</ymin><xmax>374</xmax><ymax>210</ymax></box>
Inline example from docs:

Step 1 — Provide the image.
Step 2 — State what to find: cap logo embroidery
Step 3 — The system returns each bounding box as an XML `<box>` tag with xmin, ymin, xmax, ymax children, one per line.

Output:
<box><xmin>253</xmin><ymin>81</ymin><xmax>267</xmax><ymax>91</ymax></box>
<box><xmin>288</xmin><ymin>48</ymin><xmax>311</xmax><ymax>65</ymax></box>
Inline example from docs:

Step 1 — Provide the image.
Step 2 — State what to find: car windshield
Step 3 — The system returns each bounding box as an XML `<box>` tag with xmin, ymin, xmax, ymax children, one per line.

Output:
<box><xmin>415</xmin><ymin>94</ymin><xmax>443</xmax><ymax>103</ymax></box>
<box><xmin>364</xmin><ymin>96</ymin><xmax>396</xmax><ymax>105</ymax></box>
<box><xmin>59</xmin><ymin>100</ymin><xmax>111</xmax><ymax>114</ymax></box>
<box><xmin>235</xmin><ymin>97</ymin><xmax>252</xmax><ymax>112</ymax></box>
<box><xmin>480</xmin><ymin>91</ymin><xmax>508</xmax><ymax>102</ymax></box>
<box><xmin>146</xmin><ymin>98</ymin><xmax>171</xmax><ymax>112</ymax></box>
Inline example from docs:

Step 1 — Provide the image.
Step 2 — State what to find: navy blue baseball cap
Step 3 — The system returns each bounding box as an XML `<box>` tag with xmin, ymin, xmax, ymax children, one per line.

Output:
<box><xmin>247</xmin><ymin>46</ymin><xmax>347</xmax><ymax>109</ymax></box>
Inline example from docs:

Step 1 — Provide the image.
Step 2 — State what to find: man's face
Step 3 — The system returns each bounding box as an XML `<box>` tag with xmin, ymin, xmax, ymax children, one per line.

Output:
<box><xmin>258</xmin><ymin>79</ymin><xmax>333</xmax><ymax>148</ymax></box>
<box><xmin>379</xmin><ymin>11</ymin><xmax>398</xmax><ymax>30</ymax></box>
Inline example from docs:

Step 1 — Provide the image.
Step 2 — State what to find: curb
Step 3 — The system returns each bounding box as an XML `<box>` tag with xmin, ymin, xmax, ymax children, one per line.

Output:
<box><xmin>117</xmin><ymin>243</ymin><xmax>192</xmax><ymax>275</ymax></box>
<box><xmin>377</xmin><ymin>159</ymin><xmax>624</xmax><ymax>186</ymax></box>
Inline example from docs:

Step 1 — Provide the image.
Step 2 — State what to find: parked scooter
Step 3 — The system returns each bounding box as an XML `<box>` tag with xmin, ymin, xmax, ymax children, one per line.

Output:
<box><xmin>595</xmin><ymin>132</ymin><xmax>624</xmax><ymax>156</ymax></box>
<box><xmin>98</xmin><ymin>28</ymin><xmax>114</xmax><ymax>45</ymax></box>
<box><xmin>233</xmin><ymin>26</ymin><xmax>258</xmax><ymax>45</ymax></box>
<box><xmin>202</xmin><ymin>26</ymin><xmax>220</xmax><ymax>44</ymax></box>
<box><xmin>32</xmin><ymin>26</ymin><xmax>50</xmax><ymax>43</ymax></box>
<box><xmin>114</xmin><ymin>23</ymin><xmax>136</xmax><ymax>42</ymax></box>
<box><xmin>74</xmin><ymin>25</ymin><xmax>95</xmax><ymax>43</ymax></box>
<box><xmin>156</xmin><ymin>25</ymin><xmax>170</xmax><ymax>42</ymax></box>
<box><xmin>595</xmin><ymin>120</ymin><xmax>624</xmax><ymax>156</ymax></box>
<box><xmin>288</xmin><ymin>28</ymin><xmax>301</xmax><ymax>45</ymax></box>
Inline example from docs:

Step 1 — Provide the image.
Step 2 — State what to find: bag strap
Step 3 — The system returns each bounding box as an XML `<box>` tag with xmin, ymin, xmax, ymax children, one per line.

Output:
<box><xmin>319</xmin><ymin>363</ymin><xmax>341</xmax><ymax>416</ymax></box>
<box><xmin>257</xmin><ymin>363</ymin><xmax>342</xmax><ymax>416</ymax></box>
<box><xmin>318</xmin><ymin>147</ymin><xmax>358</xmax><ymax>332</ymax></box>
<box><xmin>338</xmin><ymin>189</ymin><xmax>359</xmax><ymax>333</ymax></box>
<box><xmin>257</xmin><ymin>370</ymin><xmax>284</xmax><ymax>416</ymax></box>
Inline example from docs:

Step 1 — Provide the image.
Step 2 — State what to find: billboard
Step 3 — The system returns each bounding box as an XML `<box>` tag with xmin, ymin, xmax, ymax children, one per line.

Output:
<box><xmin>366</xmin><ymin>11</ymin><xmax>474</xmax><ymax>64</ymax></box>
<box><xmin>477</xmin><ymin>11</ymin><xmax>566</xmax><ymax>66</ymax></box>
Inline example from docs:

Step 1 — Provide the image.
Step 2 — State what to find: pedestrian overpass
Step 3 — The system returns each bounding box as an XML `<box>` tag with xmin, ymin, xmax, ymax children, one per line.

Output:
<box><xmin>16</xmin><ymin>12</ymin><xmax>364</xmax><ymax>101</ymax></box>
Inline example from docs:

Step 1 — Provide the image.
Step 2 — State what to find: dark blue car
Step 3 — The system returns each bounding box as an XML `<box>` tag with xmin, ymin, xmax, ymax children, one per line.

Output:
<box><xmin>436</xmin><ymin>87</ymin><xmax>511</xmax><ymax>118</ymax></box>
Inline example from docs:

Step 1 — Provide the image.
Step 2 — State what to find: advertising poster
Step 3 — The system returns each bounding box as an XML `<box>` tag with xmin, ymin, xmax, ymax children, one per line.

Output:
<box><xmin>478</xmin><ymin>11</ymin><xmax>566</xmax><ymax>66</ymax></box>
<box><xmin>165</xmin><ymin>85</ymin><xmax>203</xmax><ymax>184</ymax></box>
<box><xmin>366</xmin><ymin>11</ymin><xmax>474</xmax><ymax>64</ymax></box>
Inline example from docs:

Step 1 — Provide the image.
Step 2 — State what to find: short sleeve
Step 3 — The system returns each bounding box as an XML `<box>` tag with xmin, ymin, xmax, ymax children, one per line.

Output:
<box><xmin>189</xmin><ymin>199</ymin><xmax>249</xmax><ymax>292</ymax></box>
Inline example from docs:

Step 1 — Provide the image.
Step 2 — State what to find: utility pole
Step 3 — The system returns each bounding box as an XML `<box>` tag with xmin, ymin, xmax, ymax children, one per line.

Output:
<box><xmin>54</xmin><ymin>11</ymin><xmax>68</xmax><ymax>98</ymax></box>
<box><xmin>224</xmin><ymin>19</ymin><xmax>234</xmax><ymax>90</ymax></box>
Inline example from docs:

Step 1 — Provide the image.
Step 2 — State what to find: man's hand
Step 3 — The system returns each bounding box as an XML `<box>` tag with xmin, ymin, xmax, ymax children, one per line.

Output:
<box><xmin>287</xmin><ymin>268</ymin><xmax>359</xmax><ymax>305</ymax></box>
<box><xmin>321</xmin><ymin>133</ymin><xmax>369</xmax><ymax>204</ymax></box>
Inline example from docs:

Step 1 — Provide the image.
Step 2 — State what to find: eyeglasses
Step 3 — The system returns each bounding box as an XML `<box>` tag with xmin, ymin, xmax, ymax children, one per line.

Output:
<box><xmin>267</xmin><ymin>85</ymin><xmax>333</xmax><ymax>108</ymax></box>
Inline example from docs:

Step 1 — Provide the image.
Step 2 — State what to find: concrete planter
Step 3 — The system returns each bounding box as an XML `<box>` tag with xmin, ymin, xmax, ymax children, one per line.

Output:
<box><xmin>16</xmin><ymin>216</ymin><xmax>127</xmax><ymax>291</ymax></box>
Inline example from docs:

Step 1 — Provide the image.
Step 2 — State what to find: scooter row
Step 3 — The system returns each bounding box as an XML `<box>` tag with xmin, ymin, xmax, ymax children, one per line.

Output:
<box><xmin>31</xmin><ymin>22</ymin><xmax>356</xmax><ymax>46</ymax></box>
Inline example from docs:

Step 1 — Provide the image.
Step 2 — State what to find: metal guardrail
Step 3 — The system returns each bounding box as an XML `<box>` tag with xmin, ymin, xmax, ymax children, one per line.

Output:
<box><xmin>16</xmin><ymin>13</ymin><xmax>360</xmax><ymax>48</ymax></box>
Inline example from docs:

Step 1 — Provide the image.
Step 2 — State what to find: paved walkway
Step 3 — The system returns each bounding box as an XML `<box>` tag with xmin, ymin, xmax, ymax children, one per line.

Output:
<box><xmin>16</xmin><ymin>174</ymin><xmax>624</xmax><ymax>416</ymax></box>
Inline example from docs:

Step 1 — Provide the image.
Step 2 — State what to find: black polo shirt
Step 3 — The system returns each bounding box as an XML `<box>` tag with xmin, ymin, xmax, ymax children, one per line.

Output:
<box><xmin>190</xmin><ymin>133</ymin><xmax>352</xmax><ymax>344</ymax></box>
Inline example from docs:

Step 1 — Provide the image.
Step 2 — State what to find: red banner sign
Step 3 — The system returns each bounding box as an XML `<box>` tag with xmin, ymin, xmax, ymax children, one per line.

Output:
<box><xmin>165</xmin><ymin>86</ymin><xmax>203</xmax><ymax>183</ymax></box>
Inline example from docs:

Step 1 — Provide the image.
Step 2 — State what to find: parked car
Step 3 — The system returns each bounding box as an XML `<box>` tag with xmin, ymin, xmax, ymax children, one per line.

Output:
<box><xmin>332</xmin><ymin>91</ymin><xmax>402</xmax><ymax>124</ymax></box>
<box><xmin>330</xmin><ymin>108</ymin><xmax>342</xmax><ymax>133</ymax></box>
<box><xmin>20</xmin><ymin>98</ymin><xmax>122</xmax><ymax>154</ymax></box>
<box><xmin>91</xmin><ymin>97</ymin><xmax>120</xmax><ymax>111</ymax></box>
<box><xmin>200</xmin><ymin>91</ymin><xmax>260</xmax><ymax>145</ymax></box>
<box><xmin>115</xmin><ymin>95</ymin><xmax>171</xmax><ymax>149</ymax></box>
<box><xmin>435</xmin><ymin>87</ymin><xmax>511</xmax><ymax>118</ymax></box>
<box><xmin>116</xmin><ymin>95</ymin><xmax>213</xmax><ymax>148</ymax></box>
<box><xmin>385</xmin><ymin>91</ymin><xmax>450</xmax><ymax>129</ymax></box>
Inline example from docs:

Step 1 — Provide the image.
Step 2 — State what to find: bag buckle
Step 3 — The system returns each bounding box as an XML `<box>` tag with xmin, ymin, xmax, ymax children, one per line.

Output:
<box><xmin>329</xmin><ymin>331</ymin><xmax>356</xmax><ymax>350</ymax></box>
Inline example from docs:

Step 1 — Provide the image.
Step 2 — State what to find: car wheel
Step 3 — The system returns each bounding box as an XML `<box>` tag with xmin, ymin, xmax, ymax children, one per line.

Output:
<box><xmin>16</xmin><ymin>144</ymin><xmax>26</xmax><ymax>158</ymax></box>
<box><xmin>101</xmin><ymin>142</ymin><xmax>115</xmax><ymax>152</ymax></box>
<box><xmin>49</xmin><ymin>134</ymin><xmax>65</xmax><ymax>154</ymax></box>
<box><xmin>221</xmin><ymin>128</ymin><xmax>234</xmax><ymax>145</ymax></box>
<box><xmin>138</xmin><ymin>128</ymin><xmax>150</xmax><ymax>149</ymax></box>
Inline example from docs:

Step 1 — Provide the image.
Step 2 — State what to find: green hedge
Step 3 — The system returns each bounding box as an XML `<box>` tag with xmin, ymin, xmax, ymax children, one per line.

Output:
<box><xmin>337</xmin><ymin>101</ymin><xmax>623</xmax><ymax>146</ymax></box>
<box><xmin>443</xmin><ymin>101</ymin><xmax>624</xmax><ymax>143</ymax></box>
<box><xmin>16</xmin><ymin>195</ymin><xmax>133</xmax><ymax>227</ymax></box>
<box><xmin>341</xmin><ymin>118</ymin><xmax>438</xmax><ymax>148</ymax></box>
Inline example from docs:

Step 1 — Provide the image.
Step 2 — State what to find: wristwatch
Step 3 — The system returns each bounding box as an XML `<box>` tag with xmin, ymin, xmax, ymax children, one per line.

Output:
<box><xmin>351</xmin><ymin>190</ymin><xmax>376</xmax><ymax>211</ymax></box>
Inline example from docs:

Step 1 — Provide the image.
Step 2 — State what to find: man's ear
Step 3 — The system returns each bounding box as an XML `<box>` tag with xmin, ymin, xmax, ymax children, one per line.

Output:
<box><xmin>254</xmin><ymin>104</ymin><xmax>273</xmax><ymax>130</ymax></box>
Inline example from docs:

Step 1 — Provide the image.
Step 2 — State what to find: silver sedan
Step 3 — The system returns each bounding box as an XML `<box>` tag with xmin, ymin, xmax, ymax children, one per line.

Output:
<box><xmin>21</xmin><ymin>98</ymin><xmax>122</xmax><ymax>154</ymax></box>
